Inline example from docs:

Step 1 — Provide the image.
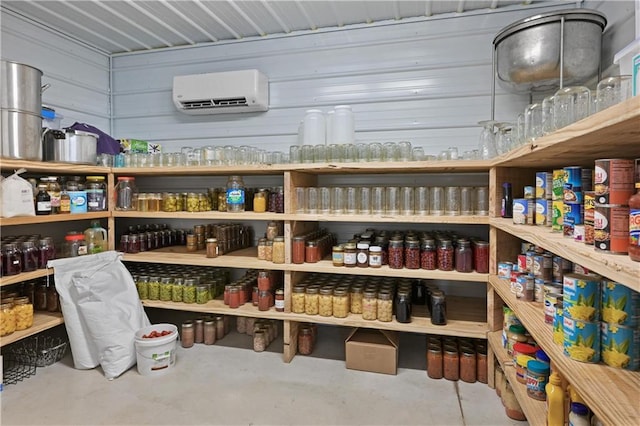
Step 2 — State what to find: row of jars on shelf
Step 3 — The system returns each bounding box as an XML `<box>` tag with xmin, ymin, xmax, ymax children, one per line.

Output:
<box><xmin>222</xmin><ymin>270</ymin><xmax>285</xmax><ymax>311</ymax></box>
<box><xmin>426</xmin><ymin>336</ymin><xmax>488</xmax><ymax>384</ymax></box>
<box><xmin>236</xmin><ymin>317</ymin><xmax>280</xmax><ymax>353</ymax></box>
<box><xmin>294</xmin><ymin>185</ymin><xmax>490</xmax><ymax>216</ymax></box>
<box><xmin>1</xmin><ymin>236</ymin><xmax>55</xmax><ymax>276</ymax></box>
<box><xmin>180</xmin><ymin>315</ymin><xmax>230</xmax><ymax>348</ymax></box>
<box><xmin>30</xmin><ymin>175</ymin><xmax>108</xmax><ymax>215</ymax></box>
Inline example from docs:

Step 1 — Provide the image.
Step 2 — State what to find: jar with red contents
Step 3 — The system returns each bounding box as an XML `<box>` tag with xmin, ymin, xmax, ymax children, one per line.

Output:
<box><xmin>404</xmin><ymin>240</ymin><xmax>420</xmax><ymax>269</ymax></box>
<box><xmin>437</xmin><ymin>239</ymin><xmax>454</xmax><ymax>271</ymax></box>
<box><xmin>257</xmin><ymin>271</ymin><xmax>271</xmax><ymax>291</ymax></box>
<box><xmin>305</xmin><ymin>240</ymin><xmax>319</xmax><ymax>263</ymax></box>
<box><xmin>228</xmin><ymin>285</ymin><xmax>240</xmax><ymax>308</ymax></box>
<box><xmin>455</xmin><ymin>239</ymin><xmax>473</xmax><ymax>273</ymax></box>
<box><xmin>388</xmin><ymin>239</ymin><xmax>404</xmax><ymax>269</ymax></box>
<box><xmin>252</xmin><ymin>286</ymin><xmax>259</xmax><ymax>306</ymax></box>
<box><xmin>473</xmin><ymin>240</ymin><xmax>490</xmax><ymax>273</ymax></box>
<box><xmin>421</xmin><ymin>239</ymin><xmax>437</xmax><ymax>270</ymax></box>
<box><xmin>292</xmin><ymin>236</ymin><xmax>306</xmax><ymax>264</ymax></box>
<box><xmin>258</xmin><ymin>290</ymin><xmax>271</xmax><ymax>311</ymax></box>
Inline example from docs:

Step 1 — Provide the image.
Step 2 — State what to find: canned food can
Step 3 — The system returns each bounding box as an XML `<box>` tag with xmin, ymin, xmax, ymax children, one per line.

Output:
<box><xmin>521</xmin><ymin>242</ymin><xmax>535</xmax><ymax>253</ymax></box>
<box><xmin>541</xmin><ymin>253</ymin><xmax>553</xmax><ymax>281</ymax></box>
<box><xmin>563</xmin><ymin>202</ymin><xmax>583</xmax><ymax>237</ymax></box>
<box><xmin>601</xmin><ymin>322</ymin><xmax>640</xmax><ymax>370</ymax></box>
<box><xmin>552</xmin><ymin>255</ymin><xmax>572</xmax><ymax>281</ymax></box>
<box><xmin>513</xmin><ymin>198</ymin><xmax>528</xmax><ymax>225</ymax></box>
<box><xmin>594</xmin><ymin>204</ymin><xmax>630</xmax><ymax>253</ymax></box>
<box><xmin>563</xmin><ymin>315</ymin><xmax>600</xmax><ymax>363</ymax></box>
<box><xmin>594</xmin><ymin>159</ymin><xmax>635</xmax><ymax>205</ymax></box>
<box><xmin>540</xmin><ymin>199</ymin><xmax>552</xmax><ymax>227</ymax></box>
<box><xmin>563</xmin><ymin>273</ymin><xmax>601</xmax><ymax>321</ymax></box>
<box><xmin>581</xmin><ymin>168</ymin><xmax>593</xmax><ymax>192</ymax></box>
<box><xmin>573</xmin><ymin>264</ymin><xmax>592</xmax><ymax>275</ymax></box>
<box><xmin>511</xmin><ymin>273</ymin><xmax>524</xmax><ymax>296</ymax></box>
<box><xmin>552</xmin><ymin>169</ymin><xmax>565</xmax><ymax>201</ymax></box>
<box><xmin>525</xmin><ymin>251</ymin><xmax>535</xmax><ymax>273</ymax></box>
<box><xmin>574</xmin><ymin>225</ymin><xmax>585</xmax><ymax>243</ymax></box>
<box><xmin>534</xmin><ymin>278</ymin><xmax>546</xmax><ymax>303</ymax></box>
<box><xmin>516</xmin><ymin>274</ymin><xmax>534</xmax><ymax>301</ymax></box>
<box><xmin>584</xmin><ymin>191</ymin><xmax>596</xmax><ymax>245</ymax></box>
<box><xmin>563</xmin><ymin>166</ymin><xmax>582</xmax><ymax>203</ymax></box>
<box><xmin>532</xmin><ymin>255</ymin><xmax>544</xmax><ymax>278</ymax></box>
<box><xmin>527</xmin><ymin>199</ymin><xmax>536</xmax><ymax>225</ymax></box>
<box><xmin>552</xmin><ymin>200</ymin><xmax>564</xmax><ymax>232</ymax></box>
<box><xmin>524</xmin><ymin>186</ymin><xmax>535</xmax><ymax>199</ymax></box>
<box><xmin>497</xmin><ymin>261</ymin><xmax>514</xmax><ymax>279</ymax></box>
<box><xmin>536</xmin><ymin>171</ymin><xmax>553</xmax><ymax>200</ymax></box>
<box><xmin>602</xmin><ymin>280</ymin><xmax>640</xmax><ymax>327</ymax></box>
<box><xmin>545</xmin><ymin>290</ymin><xmax>563</xmax><ymax>324</ymax></box>
<box><xmin>553</xmin><ymin>301</ymin><xmax>564</xmax><ymax>344</ymax></box>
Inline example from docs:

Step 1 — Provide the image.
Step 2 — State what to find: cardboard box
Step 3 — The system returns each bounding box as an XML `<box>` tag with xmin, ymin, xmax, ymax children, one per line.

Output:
<box><xmin>345</xmin><ymin>328</ymin><xmax>399</xmax><ymax>375</ymax></box>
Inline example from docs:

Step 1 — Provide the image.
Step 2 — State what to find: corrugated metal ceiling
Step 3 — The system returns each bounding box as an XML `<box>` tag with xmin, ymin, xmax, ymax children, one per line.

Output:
<box><xmin>1</xmin><ymin>0</ymin><xmax>552</xmax><ymax>55</ymax></box>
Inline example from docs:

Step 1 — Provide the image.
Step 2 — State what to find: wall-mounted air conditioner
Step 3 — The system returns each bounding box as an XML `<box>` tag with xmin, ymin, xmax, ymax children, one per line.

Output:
<box><xmin>172</xmin><ymin>69</ymin><xmax>269</xmax><ymax>115</ymax></box>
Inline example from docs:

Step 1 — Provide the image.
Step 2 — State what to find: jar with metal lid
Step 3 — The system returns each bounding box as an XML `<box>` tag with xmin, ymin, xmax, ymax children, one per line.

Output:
<box><xmin>275</xmin><ymin>288</ymin><xmax>285</xmax><ymax>312</ymax></box>
<box><xmin>159</xmin><ymin>277</ymin><xmax>173</xmax><ymax>301</ymax></box>
<box><xmin>85</xmin><ymin>176</ymin><xmax>106</xmax><ymax>212</ymax></box>
<box><xmin>147</xmin><ymin>276</ymin><xmax>160</xmax><ymax>300</ymax></box>
<box><xmin>343</xmin><ymin>242</ymin><xmax>357</xmax><ymax>267</ymax></box>
<box><xmin>395</xmin><ymin>289</ymin><xmax>412</xmax><ymax>323</ymax></box>
<box><xmin>185</xmin><ymin>192</ymin><xmax>199</xmax><ymax>212</ymax></box>
<box><xmin>228</xmin><ymin>285</ymin><xmax>240</xmax><ymax>308</ymax></box>
<box><xmin>349</xmin><ymin>285</ymin><xmax>364</xmax><ymax>314</ymax></box>
<box><xmin>404</xmin><ymin>240</ymin><xmax>420</xmax><ymax>269</ymax></box>
<box><xmin>2</xmin><ymin>243</ymin><xmax>22</xmax><ymax>276</ymax></box>
<box><xmin>269</xmin><ymin>186</ymin><xmax>285</xmax><ymax>213</ymax></box>
<box><xmin>258</xmin><ymin>290</ymin><xmax>271</xmax><ymax>311</ymax></box>
<box><xmin>162</xmin><ymin>192</ymin><xmax>178</xmax><ymax>212</ymax></box>
<box><xmin>136</xmin><ymin>275</ymin><xmax>149</xmax><ymax>300</ymax></box>
<box><xmin>356</xmin><ymin>242</ymin><xmax>369</xmax><ymax>267</ymax></box>
<box><xmin>362</xmin><ymin>289</ymin><xmax>377</xmax><ymax>320</ymax></box>
<box><xmin>35</xmin><ymin>181</ymin><xmax>52</xmax><ymax>215</ymax></box>
<box><xmin>304</xmin><ymin>286</ymin><xmax>319</xmax><ymax>315</ymax></box>
<box><xmin>388</xmin><ymin>239</ymin><xmax>404</xmax><ymax>269</ymax></box>
<box><xmin>292</xmin><ymin>285</ymin><xmax>306</xmax><ymax>313</ymax></box>
<box><xmin>253</xmin><ymin>330</ymin><xmax>267</xmax><ymax>352</ymax></box>
<box><xmin>305</xmin><ymin>240</ymin><xmax>318</xmax><ymax>263</ymax></box>
<box><xmin>331</xmin><ymin>245</ymin><xmax>344</xmax><ymax>267</ymax></box>
<box><xmin>318</xmin><ymin>287</ymin><xmax>333</xmax><ymax>317</ymax></box>
<box><xmin>194</xmin><ymin>318</ymin><xmax>204</xmax><ymax>343</ymax></box>
<box><xmin>257</xmin><ymin>238</ymin><xmax>267</xmax><ymax>260</ymax></box>
<box><xmin>0</xmin><ymin>302</ymin><xmax>16</xmax><ymax>336</ymax></box>
<box><xmin>460</xmin><ymin>346</ymin><xmax>477</xmax><ymax>383</ymax></box>
<box><xmin>253</xmin><ymin>190</ymin><xmax>267</xmax><ymax>213</ymax></box>
<box><xmin>114</xmin><ymin>177</ymin><xmax>137</xmax><ymax>211</ymax></box>
<box><xmin>367</xmin><ymin>245</ymin><xmax>382</xmax><ymax>268</ymax></box>
<box><xmin>195</xmin><ymin>284</ymin><xmax>208</xmax><ymax>304</ymax></box>
<box><xmin>263</xmin><ymin>239</ymin><xmax>274</xmax><ymax>261</ymax></box>
<box><xmin>226</xmin><ymin>175</ymin><xmax>245</xmax><ymax>212</ymax></box>
<box><xmin>427</xmin><ymin>343</ymin><xmax>443</xmax><ymax>379</ymax></box>
<box><xmin>437</xmin><ymin>239</ymin><xmax>454</xmax><ymax>271</ymax></box>
<box><xmin>272</xmin><ymin>236</ymin><xmax>285</xmax><ymax>264</ymax></box>
<box><xmin>298</xmin><ymin>326</ymin><xmax>314</xmax><ymax>355</ymax></box>
<box><xmin>46</xmin><ymin>285</ymin><xmax>59</xmax><ymax>312</ymax></box>
<box><xmin>292</xmin><ymin>236</ymin><xmax>306</xmax><ymax>264</ymax></box>
<box><xmin>37</xmin><ymin>239</ymin><xmax>54</xmax><ymax>269</ymax></box>
<box><xmin>455</xmin><ymin>239</ymin><xmax>473</xmax><ymax>273</ymax></box>
<box><xmin>64</xmin><ymin>233</ymin><xmax>87</xmax><ymax>257</ymax></box>
<box><xmin>377</xmin><ymin>291</ymin><xmax>393</xmax><ymax>322</ymax></box>
<box><xmin>20</xmin><ymin>241</ymin><xmax>38</xmax><ymax>272</ymax></box>
<box><xmin>431</xmin><ymin>290</ymin><xmax>447</xmax><ymax>325</ymax></box>
<box><xmin>13</xmin><ymin>296</ymin><xmax>33</xmax><ymax>331</ymax></box>
<box><xmin>443</xmin><ymin>346</ymin><xmax>460</xmax><ymax>381</ymax></box>
<box><xmin>204</xmin><ymin>319</ymin><xmax>216</xmax><ymax>345</ymax></box>
<box><xmin>182</xmin><ymin>279</ymin><xmax>196</xmax><ymax>303</ymax></box>
<box><xmin>206</xmin><ymin>238</ymin><xmax>218</xmax><ymax>258</ymax></box>
<box><xmin>332</xmin><ymin>288</ymin><xmax>349</xmax><ymax>318</ymax></box>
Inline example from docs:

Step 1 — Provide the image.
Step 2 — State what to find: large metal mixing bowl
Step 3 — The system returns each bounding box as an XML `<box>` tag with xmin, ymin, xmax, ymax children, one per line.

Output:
<box><xmin>493</xmin><ymin>9</ymin><xmax>606</xmax><ymax>93</ymax></box>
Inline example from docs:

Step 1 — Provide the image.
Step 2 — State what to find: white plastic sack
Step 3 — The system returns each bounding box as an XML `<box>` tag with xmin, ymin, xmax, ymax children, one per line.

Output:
<box><xmin>49</xmin><ymin>251</ymin><xmax>150</xmax><ymax>379</ymax></box>
<box><xmin>1</xmin><ymin>168</ymin><xmax>35</xmax><ymax>218</ymax></box>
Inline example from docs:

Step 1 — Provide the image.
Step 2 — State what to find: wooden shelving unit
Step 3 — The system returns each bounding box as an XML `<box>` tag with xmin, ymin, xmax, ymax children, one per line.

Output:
<box><xmin>0</xmin><ymin>269</ymin><xmax>51</xmax><ymax>287</ymax></box>
<box><xmin>0</xmin><ymin>312</ymin><xmax>64</xmax><ymax>347</ymax></box>
<box><xmin>2</xmin><ymin>211</ymin><xmax>110</xmax><ymax>226</ymax></box>
<box><xmin>491</xmin><ymin>276</ymin><xmax>640</xmax><ymax>425</ymax></box>
<box><xmin>492</xmin><ymin>218</ymin><xmax>640</xmax><ymax>291</ymax></box>
<box><xmin>487</xmin><ymin>330</ymin><xmax>547</xmax><ymax>425</ymax></box>
<box><xmin>290</xmin><ymin>213</ymin><xmax>489</xmax><ymax>224</ymax></box>
<box><xmin>112</xmin><ymin>210</ymin><xmax>287</xmax><ymax>221</ymax></box>
<box><xmin>143</xmin><ymin>295</ymin><xmax>487</xmax><ymax>339</ymax></box>
<box><xmin>0</xmin><ymin>159</ymin><xmax>110</xmax><ymax>175</ymax></box>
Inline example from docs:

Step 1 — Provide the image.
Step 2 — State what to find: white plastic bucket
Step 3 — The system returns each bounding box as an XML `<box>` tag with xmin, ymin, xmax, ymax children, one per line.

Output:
<box><xmin>134</xmin><ymin>323</ymin><xmax>178</xmax><ymax>376</ymax></box>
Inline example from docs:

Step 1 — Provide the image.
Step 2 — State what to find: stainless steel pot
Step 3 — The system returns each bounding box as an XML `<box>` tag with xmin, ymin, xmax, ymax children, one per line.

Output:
<box><xmin>493</xmin><ymin>9</ymin><xmax>607</xmax><ymax>93</ymax></box>
<box><xmin>1</xmin><ymin>109</ymin><xmax>43</xmax><ymax>160</ymax></box>
<box><xmin>1</xmin><ymin>60</ymin><xmax>43</xmax><ymax>113</ymax></box>
<box><xmin>42</xmin><ymin>129</ymin><xmax>97</xmax><ymax>164</ymax></box>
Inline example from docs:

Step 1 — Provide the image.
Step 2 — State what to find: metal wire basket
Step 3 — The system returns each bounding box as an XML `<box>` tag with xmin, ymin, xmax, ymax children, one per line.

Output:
<box><xmin>8</xmin><ymin>335</ymin><xmax>68</xmax><ymax>368</ymax></box>
<box><xmin>2</xmin><ymin>353</ymin><xmax>37</xmax><ymax>386</ymax></box>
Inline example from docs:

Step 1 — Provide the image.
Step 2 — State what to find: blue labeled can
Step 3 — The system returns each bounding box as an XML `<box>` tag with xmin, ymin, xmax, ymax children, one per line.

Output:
<box><xmin>513</xmin><ymin>198</ymin><xmax>528</xmax><ymax>224</ymax></box>
<box><xmin>536</xmin><ymin>171</ymin><xmax>553</xmax><ymax>200</ymax></box>
<box><xmin>563</xmin><ymin>315</ymin><xmax>600</xmax><ymax>363</ymax></box>
<box><xmin>563</xmin><ymin>166</ymin><xmax>583</xmax><ymax>203</ymax></box>
<box><xmin>563</xmin><ymin>202</ymin><xmax>583</xmax><ymax>238</ymax></box>
<box><xmin>563</xmin><ymin>272</ymin><xmax>601</xmax><ymax>321</ymax></box>
<box><xmin>601</xmin><ymin>322</ymin><xmax>640</xmax><ymax>370</ymax></box>
<box><xmin>602</xmin><ymin>280</ymin><xmax>640</xmax><ymax>327</ymax></box>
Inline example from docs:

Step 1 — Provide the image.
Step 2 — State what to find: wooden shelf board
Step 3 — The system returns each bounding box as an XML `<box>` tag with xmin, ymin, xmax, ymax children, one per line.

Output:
<box><xmin>111</xmin><ymin>164</ymin><xmax>288</xmax><ymax>176</ymax></box>
<box><xmin>493</xmin><ymin>97</ymin><xmax>640</xmax><ymax>168</ymax></box>
<box><xmin>287</xmin><ymin>160</ymin><xmax>492</xmax><ymax>174</ymax></box>
<box><xmin>0</xmin><ymin>269</ymin><xmax>51</xmax><ymax>287</ymax></box>
<box><xmin>490</xmin><ymin>275</ymin><xmax>640</xmax><ymax>425</ymax></box>
<box><xmin>491</xmin><ymin>218</ymin><xmax>640</xmax><ymax>291</ymax></box>
<box><xmin>290</xmin><ymin>213</ymin><xmax>489</xmax><ymax>224</ymax></box>
<box><xmin>112</xmin><ymin>210</ymin><xmax>287</xmax><ymax>221</ymax></box>
<box><xmin>0</xmin><ymin>312</ymin><xmax>64</xmax><ymax>347</ymax></box>
<box><xmin>143</xmin><ymin>295</ymin><xmax>487</xmax><ymax>339</ymax></box>
<box><xmin>2</xmin><ymin>211</ymin><xmax>110</xmax><ymax>226</ymax></box>
<box><xmin>0</xmin><ymin>158</ymin><xmax>110</xmax><ymax>174</ymax></box>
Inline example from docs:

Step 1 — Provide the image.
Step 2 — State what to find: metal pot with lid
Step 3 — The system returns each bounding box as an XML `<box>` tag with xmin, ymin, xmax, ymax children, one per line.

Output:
<box><xmin>42</xmin><ymin>128</ymin><xmax>98</xmax><ymax>164</ymax></box>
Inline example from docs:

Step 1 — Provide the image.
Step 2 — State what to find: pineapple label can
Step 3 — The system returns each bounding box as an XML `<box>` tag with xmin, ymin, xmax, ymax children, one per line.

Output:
<box><xmin>601</xmin><ymin>322</ymin><xmax>639</xmax><ymax>370</ymax></box>
<box><xmin>594</xmin><ymin>204</ymin><xmax>630</xmax><ymax>253</ymax></box>
<box><xmin>602</xmin><ymin>280</ymin><xmax>640</xmax><ymax>328</ymax></box>
<box><xmin>563</xmin><ymin>315</ymin><xmax>600</xmax><ymax>363</ymax></box>
<box><xmin>562</xmin><ymin>273</ymin><xmax>601</xmax><ymax>322</ymax></box>
<box><xmin>594</xmin><ymin>159</ymin><xmax>635</xmax><ymax>205</ymax></box>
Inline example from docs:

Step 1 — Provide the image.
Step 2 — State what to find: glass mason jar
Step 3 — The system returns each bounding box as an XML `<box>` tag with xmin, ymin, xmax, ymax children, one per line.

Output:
<box><xmin>182</xmin><ymin>279</ymin><xmax>196</xmax><ymax>303</ymax></box>
<box><xmin>114</xmin><ymin>177</ymin><xmax>138</xmax><ymax>211</ymax></box>
<box><xmin>459</xmin><ymin>186</ymin><xmax>475</xmax><ymax>216</ymax></box>
<box><xmin>86</xmin><ymin>176</ymin><xmax>107</xmax><ymax>212</ymax></box>
<box><xmin>349</xmin><ymin>285</ymin><xmax>364</xmax><ymax>314</ymax></box>
<box><xmin>226</xmin><ymin>175</ymin><xmax>245</xmax><ymax>212</ymax></box>
<box><xmin>147</xmin><ymin>276</ymin><xmax>160</xmax><ymax>300</ymax></box>
<box><xmin>298</xmin><ymin>326</ymin><xmax>314</xmax><ymax>355</ymax></box>
<box><xmin>385</xmin><ymin>186</ymin><xmax>400</xmax><ymax>215</ymax></box>
<box><xmin>305</xmin><ymin>240</ymin><xmax>319</xmax><ymax>263</ymax></box>
<box><xmin>257</xmin><ymin>238</ymin><xmax>267</xmax><ymax>260</ymax></box>
<box><xmin>431</xmin><ymin>290</ymin><xmax>447</xmax><ymax>325</ymax></box>
<box><xmin>427</xmin><ymin>344</ymin><xmax>444</xmax><ymax>379</ymax></box>
<box><xmin>332</xmin><ymin>245</ymin><xmax>344</xmax><ymax>267</ymax></box>
<box><xmin>388</xmin><ymin>239</ymin><xmax>404</xmax><ymax>269</ymax></box>
<box><xmin>272</xmin><ymin>236</ymin><xmax>285</xmax><ymax>264</ymax></box>
<box><xmin>136</xmin><ymin>275</ymin><xmax>149</xmax><ymax>300</ymax></box>
<box><xmin>356</xmin><ymin>242</ymin><xmax>369</xmax><ymax>267</ymax></box>
<box><xmin>13</xmin><ymin>296</ymin><xmax>33</xmax><ymax>330</ymax></box>
<box><xmin>475</xmin><ymin>186</ymin><xmax>490</xmax><ymax>215</ymax></box>
<box><xmin>172</xmin><ymin>279</ymin><xmax>184</xmax><ymax>303</ymax></box>
<box><xmin>377</xmin><ymin>291</ymin><xmax>393</xmax><ymax>322</ymax></box>
<box><xmin>404</xmin><ymin>240</ymin><xmax>420</xmax><ymax>269</ymax></box>
<box><xmin>443</xmin><ymin>346</ymin><xmax>459</xmax><ymax>380</ymax></box>
<box><xmin>20</xmin><ymin>241</ymin><xmax>38</xmax><ymax>272</ymax></box>
<box><xmin>421</xmin><ymin>238</ymin><xmax>437</xmax><ymax>270</ymax></box>
<box><xmin>319</xmin><ymin>287</ymin><xmax>333</xmax><ymax>317</ymax></box>
<box><xmin>343</xmin><ymin>242</ymin><xmax>357</xmax><ymax>267</ymax></box>
<box><xmin>2</xmin><ymin>243</ymin><xmax>22</xmax><ymax>276</ymax></box>
<box><xmin>304</xmin><ymin>286</ymin><xmax>319</xmax><ymax>315</ymax></box>
<box><xmin>362</xmin><ymin>289</ymin><xmax>377</xmax><ymax>320</ymax></box>
<box><xmin>0</xmin><ymin>302</ymin><xmax>16</xmax><ymax>336</ymax></box>
<box><xmin>159</xmin><ymin>277</ymin><xmax>173</xmax><ymax>301</ymax></box>
<box><xmin>395</xmin><ymin>289</ymin><xmax>412</xmax><ymax>323</ymax></box>
<box><xmin>455</xmin><ymin>239</ymin><xmax>473</xmax><ymax>273</ymax></box>
<box><xmin>473</xmin><ymin>240</ymin><xmax>490</xmax><ymax>273</ymax></box>
<box><xmin>332</xmin><ymin>288</ymin><xmax>349</xmax><ymax>318</ymax></box>
<box><xmin>430</xmin><ymin>186</ymin><xmax>445</xmax><ymax>215</ymax></box>
<box><xmin>437</xmin><ymin>239</ymin><xmax>454</xmax><ymax>271</ymax></box>
<box><xmin>445</xmin><ymin>186</ymin><xmax>461</xmax><ymax>215</ymax></box>
<box><xmin>253</xmin><ymin>191</ymin><xmax>267</xmax><ymax>213</ymax></box>
<box><xmin>292</xmin><ymin>285</ymin><xmax>306</xmax><ymax>314</ymax></box>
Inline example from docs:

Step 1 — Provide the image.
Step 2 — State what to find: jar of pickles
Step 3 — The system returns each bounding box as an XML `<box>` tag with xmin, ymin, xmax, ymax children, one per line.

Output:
<box><xmin>377</xmin><ymin>291</ymin><xmax>393</xmax><ymax>322</ymax></box>
<box><xmin>0</xmin><ymin>302</ymin><xmax>16</xmax><ymax>336</ymax></box>
<box><xmin>136</xmin><ymin>275</ymin><xmax>149</xmax><ymax>299</ymax></box>
<box><xmin>362</xmin><ymin>289</ymin><xmax>377</xmax><ymax>320</ymax></box>
<box><xmin>147</xmin><ymin>276</ymin><xmax>160</xmax><ymax>300</ymax></box>
<box><xmin>196</xmin><ymin>285</ymin><xmax>209</xmax><ymax>304</ymax></box>
<box><xmin>183</xmin><ymin>279</ymin><xmax>197</xmax><ymax>303</ymax></box>
<box><xmin>158</xmin><ymin>277</ymin><xmax>172</xmax><ymax>301</ymax></box>
<box><xmin>13</xmin><ymin>296</ymin><xmax>33</xmax><ymax>331</ymax></box>
<box><xmin>318</xmin><ymin>287</ymin><xmax>333</xmax><ymax>317</ymax></box>
<box><xmin>172</xmin><ymin>278</ymin><xmax>184</xmax><ymax>302</ymax></box>
<box><xmin>162</xmin><ymin>192</ymin><xmax>179</xmax><ymax>212</ymax></box>
<box><xmin>292</xmin><ymin>285</ymin><xmax>306</xmax><ymax>313</ymax></box>
<box><xmin>332</xmin><ymin>288</ymin><xmax>349</xmax><ymax>318</ymax></box>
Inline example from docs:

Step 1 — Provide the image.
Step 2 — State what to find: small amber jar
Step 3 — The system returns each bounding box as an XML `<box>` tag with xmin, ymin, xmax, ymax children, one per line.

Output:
<box><xmin>305</xmin><ymin>240</ymin><xmax>319</xmax><ymax>263</ymax></box>
<box><xmin>304</xmin><ymin>286</ymin><xmax>319</xmax><ymax>315</ymax></box>
<box><xmin>206</xmin><ymin>238</ymin><xmax>218</xmax><ymax>258</ymax></box>
<box><xmin>272</xmin><ymin>236</ymin><xmax>285</xmax><ymax>264</ymax></box>
<box><xmin>292</xmin><ymin>236</ymin><xmax>306</xmax><ymax>264</ymax></box>
<box><xmin>292</xmin><ymin>285</ymin><xmax>306</xmax><ymax>313</ymax></box>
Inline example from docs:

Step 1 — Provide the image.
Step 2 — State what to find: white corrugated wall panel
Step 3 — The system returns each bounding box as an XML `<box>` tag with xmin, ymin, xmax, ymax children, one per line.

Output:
<box><xmin>0</xmin><ymin>9</ymin><xmax>111</xmax><ymax>130</ymax></box>
<box><xmin>111</xmin><ymin>4</ymin><xmax>575</xmax><ymax>155</ymax></box>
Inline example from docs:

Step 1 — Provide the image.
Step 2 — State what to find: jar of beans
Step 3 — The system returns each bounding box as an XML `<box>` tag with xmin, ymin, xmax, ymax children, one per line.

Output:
<box><xmin>420</xmin><ymin>238</ymin><xmax>437</xmax><ymax>270</ymax></box>
<box><xmin>437</xmin><ymin>239</ymin><xmax>454</xmax><ymax>271</ymax></box>
<box><xmin>404</xmin><ymin>240</ymin><xmax>420</xmax><ymax>269</ymax></box>
<box><xmin>455</xmin><ymin>239</ymin><xmax>473</xmax><ymax>273</ymax></box>
<box><xmin>388</xmin><ymin>239</ymin><xmax>404</xmax><ymax>269</ymax></box>
<box><xmin>473</xmin><ymin>240</ymin><xmax>490</xmax><ymax>273</ymax></box>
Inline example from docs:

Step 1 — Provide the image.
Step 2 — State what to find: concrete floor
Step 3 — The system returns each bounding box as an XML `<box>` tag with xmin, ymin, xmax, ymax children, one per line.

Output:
<box><xmin>1</xmin><ymin>322</ymin><xmax>525</xmax><ymax>426</ymax></box>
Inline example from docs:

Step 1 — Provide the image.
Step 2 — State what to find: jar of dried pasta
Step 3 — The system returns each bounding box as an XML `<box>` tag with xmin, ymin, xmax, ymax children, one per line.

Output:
<box><xmin>304</xmin><ymin>286</ymin><xmax>319</xmax><ymax>315</ymax></box>
<box><xmin>349</xmin><ymin>285</ymin><xmax>364</xmax><ymax>314</ymax></box>
<box><xmin>0</xmin><ymin>302</ymin><xmax>16</xmax><ymax>336</ymax></box>
<box><xmin>13</xmin><ymin>296</ymin><xmax>33</xmax><ymax>331</ymax></box>
<box><xmin>332</xmin><ymin>288</ymin><xmax>349</xmax><ymax>318</ymax></box>
<box><xmin>318</xmin><ymin>287</ymin><xmax>333</xmax><ymax>317</ymax></box>
<box><xmin>362</xmin><ymin>289</ymin><xmax>377</xmax><ymax>320</ymax></box>
<box><xmin>377</xmin><ymin>291</ymin><xmax>393</xmax><ymax>322</ymax></box>
<box><xmin>292</xmin><ymin>285</ymin><xmax>306</xmax><ymax>314</ymax></box>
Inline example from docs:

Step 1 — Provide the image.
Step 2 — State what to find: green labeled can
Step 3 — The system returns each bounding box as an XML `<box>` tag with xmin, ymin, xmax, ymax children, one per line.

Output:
<box><xmin>601</xmin><ymin>322</ymin><xmax>640</xmax><ymax>370</ymax></box>
<box><xmin>563</xmin><ymin>315</ymin><xmax>600</xmax><ymax>363</ymax></box>
<box><xmin>562</xmin><ymin>273</ymin><xmax>601</xmax><ymax>321</ymax></box>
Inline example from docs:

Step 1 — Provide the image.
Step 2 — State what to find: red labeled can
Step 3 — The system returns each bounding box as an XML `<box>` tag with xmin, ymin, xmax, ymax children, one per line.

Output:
<box><xmin>594</xmin><ymin>159</ymin><xmax>635</xmax><ymax>205</ymax></box>
<box><xmin>594</xmin><ymin>204</ymin><xmax>630</xmax><ymax>253</ymax></box>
